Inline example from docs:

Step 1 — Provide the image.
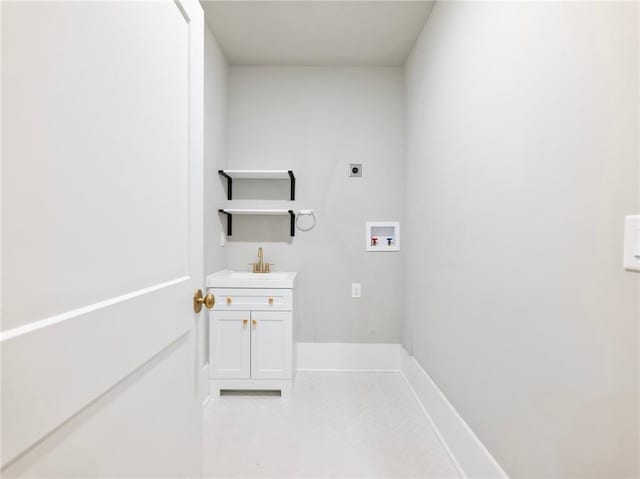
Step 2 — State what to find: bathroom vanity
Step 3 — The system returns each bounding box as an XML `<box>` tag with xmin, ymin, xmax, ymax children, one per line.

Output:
<box><xmin>206</xmin><ymin>270</ymin><xmax>297</xmax><ymax>399</ymax></box>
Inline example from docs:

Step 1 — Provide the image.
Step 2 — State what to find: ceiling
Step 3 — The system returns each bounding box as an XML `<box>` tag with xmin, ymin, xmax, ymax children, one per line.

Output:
<box><xmin>201</xmin><ymin>1</ymin><xmax>435</xmax><ymax>66</ymax></box>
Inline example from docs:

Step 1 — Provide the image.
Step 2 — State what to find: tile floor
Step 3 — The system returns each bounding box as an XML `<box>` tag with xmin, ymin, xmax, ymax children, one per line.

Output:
<box><xmin>202</xmin><ymin>372</ymin><xmax>461</xmax><ymax>478</ymax></box>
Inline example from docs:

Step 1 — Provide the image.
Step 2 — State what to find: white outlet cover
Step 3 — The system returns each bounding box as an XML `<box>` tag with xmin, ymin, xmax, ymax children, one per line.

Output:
<box><xmin>623</xmin><ymin>215</ymin><xmax>640</xmax><ymax>272</ymax></box>
<box><xmin>349</xmin><ymin>164</ymin><xmax>362</xmax><ymax>177</ymax></box>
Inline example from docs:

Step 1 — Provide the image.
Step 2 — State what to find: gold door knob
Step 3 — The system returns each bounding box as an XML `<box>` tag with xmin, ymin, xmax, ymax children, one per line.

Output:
<box><xmin>193</xmin><ymin>289</ymin><xmax>215</xmax><ymax>313</ymax></box>
<box><xmin>226</xmin><ymin>297</ymin><xmax>232</xmax><ymax>305</ymax></box>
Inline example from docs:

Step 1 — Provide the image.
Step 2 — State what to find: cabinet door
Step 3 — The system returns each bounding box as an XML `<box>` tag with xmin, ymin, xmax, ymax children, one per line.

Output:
<box><xmin>250</xmin><ymin>311</ymin><xmax>292</xmax><ymax>379</ymax></box>
<box><xmin>209</xmin><ymin>311</ymin><xmax>250</xmax><ymax>379</ymax></box>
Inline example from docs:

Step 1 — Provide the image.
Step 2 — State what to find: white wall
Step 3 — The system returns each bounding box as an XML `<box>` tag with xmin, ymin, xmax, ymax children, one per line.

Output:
<box><xmin>224</xmin><ymin>66</ymin><xmax>406</xmax><ymax>343</ymax></box>
<box><xmin>204</xmin><ymin>26</ymin><xmax>228</xmax><ymax>276</ymax></box>
<box><xmin>404</xmin><ymin>2</ymin><xmax>639</xmax><ymax>477</ymax></box>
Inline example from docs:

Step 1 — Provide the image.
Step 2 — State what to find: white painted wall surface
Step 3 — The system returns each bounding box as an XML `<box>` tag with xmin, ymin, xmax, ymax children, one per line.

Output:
<box><xmin>200</xmin><ymin>24</ymin><xmax>228</xmax><ymax>404</ymax></box>
<box><xmin>404</xmin><ymin>2</ymin><xmax>639</xmax><ymax>477</ymax></box>
<box><xmin>204</xmin><ymin>26</ymin><xmax>228</xmax><ymax>276</ymax></box>
<box><xmin>224</xmin><ymin>66</ymin><xmax>405</xmax><ymax>343</ymax></box>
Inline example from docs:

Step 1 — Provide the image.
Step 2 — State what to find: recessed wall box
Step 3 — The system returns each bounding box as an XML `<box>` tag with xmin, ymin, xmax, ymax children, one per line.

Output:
<box><xmin>366</xmin><ymin>222</ymin><xmax>400</xmax><ymax>252</ymax></box>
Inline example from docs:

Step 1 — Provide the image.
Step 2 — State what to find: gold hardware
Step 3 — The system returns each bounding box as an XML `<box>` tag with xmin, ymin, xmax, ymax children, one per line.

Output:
<box><xmin>226</xmin><ymin>297</ymin><xmax>232</xmax><ymax>305</ymax></box>
<box><xmin>252</xmin><ymin>319</ymin><xmax>257</xmax><ymax>326</ymax></box>
<box><xmin>193</xmin><ymin>289</ymin><xmax>215</xmax><ymax>313</ymax></box>
<box><xmin>268</xmin><ymin>297</ymin><xmax>274</xmax><ymax>305</ymax></box>
<box><xmin>250</xmin><ymin>246</ymin><xmax>272</xmax><ymax>273</ymax></box>
<box><xmin>204</xmin><ymin>293</ymin><xmax>215</xmax><ymax>309</ymax></box>
<box><xmin>242</xmin><ymin>319</ymin><xmax>248</xmax><ymax>326</ymax></box>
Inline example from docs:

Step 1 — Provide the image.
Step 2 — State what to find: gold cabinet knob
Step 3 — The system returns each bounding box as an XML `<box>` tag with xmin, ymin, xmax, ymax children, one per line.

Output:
<box><xmin>226</xmin><ymin>297</ymin><xmax>232</xmax><ymax>305</ymax></box>
<box><xmin>193</xmin><ymin>289</ymin><xmax>215</xmax><ymax>313</ymax></box>
<box><xmin>252</xmin><ymin>319</ymin><xmax>257</xmax><ymax>326</ymax></box>
<box><xmin>242</xmin><ymin>319</ymin><xmax>248</xmax><ymax>327</ymax></box>
<box><xmin>268</xmin><ymin>297</ymin><xmax>274</xmax><ymax>305</ymax></box>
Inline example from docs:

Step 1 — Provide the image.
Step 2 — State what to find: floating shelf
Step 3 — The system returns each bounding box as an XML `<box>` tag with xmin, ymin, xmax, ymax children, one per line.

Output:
<box><xmin>219</xmin><ymin>208</ymin><xmax>292</xmax><ymax>214</ymax></box>
<box><xmin>218</xmin><ymin>169</ymin><xmax>295</xmax><ymax>201</ymax></box>
<box><xmin>218</xmin><ymin>209</ymin><xmax>295</xmax><ymax>237</ymax></box>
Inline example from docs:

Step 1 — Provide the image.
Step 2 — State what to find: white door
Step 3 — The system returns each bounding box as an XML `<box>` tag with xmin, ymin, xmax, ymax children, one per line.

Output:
<box><xmin>251</xmin><ymin>311</ymin><xmax>292</xmax><ymax>379</ymax></box>
<box><xmin>209</xmin><ymin>311</ymin><xmax>251</xmax><ymax>379</ymax></box>
<box><xmin>1</xmin><ymin>1</ymin><xmax>206</xmax><ymax>477</ymax></box>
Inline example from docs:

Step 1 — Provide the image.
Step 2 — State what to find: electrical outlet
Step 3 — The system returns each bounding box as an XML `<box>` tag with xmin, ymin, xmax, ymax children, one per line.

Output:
<box><xmin>351</xmin><ymin>283</ymin><xmax>361</xmax><ymax>298</ymax></box>
<box><xmin>624</xmin><ymin>215</ymin><xmax>640</xmax><ymax>272</ymax></box>
<box><xmin>349</xmin><ymin>164</ymin><xmax>362</xmax><ymax>177</ymax></box>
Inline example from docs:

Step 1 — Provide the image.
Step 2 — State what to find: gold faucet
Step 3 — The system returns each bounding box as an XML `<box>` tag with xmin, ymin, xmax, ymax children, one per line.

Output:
<box><xmin>251</xmin><ymin>247</ymin><xmax>271</xmax><ymax>273</ymax></box>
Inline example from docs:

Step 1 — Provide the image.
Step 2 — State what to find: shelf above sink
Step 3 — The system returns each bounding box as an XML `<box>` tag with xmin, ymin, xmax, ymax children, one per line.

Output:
<box><xmin>218</xmin><ymin>208</ymin><xmax>292</xmax><ymax>215</ymax></box>
<box><xmin>218</xmin><ymin>170</ymin><xmax>292</xmax><ymax>179</ymax></box>
<box><xmin>218</xmin><ymin>169</ymin><xmax>295</xmax><ymax>200</ymax></box>
<box><xmin>218</xmin><ymin>209</ymin><xmax>295</xmax><ymax>237</ymax></box>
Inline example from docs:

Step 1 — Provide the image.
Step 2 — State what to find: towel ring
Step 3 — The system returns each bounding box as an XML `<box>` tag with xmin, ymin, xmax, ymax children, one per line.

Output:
<box><xmin>296</xmin><ymin>209</ymin><xmax>316</xmax><ymax>231</ymax></box>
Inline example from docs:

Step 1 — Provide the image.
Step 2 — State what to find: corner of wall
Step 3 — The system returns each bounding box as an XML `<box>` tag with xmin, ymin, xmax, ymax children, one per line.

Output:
<box><xmin>204</xmin><ymin>25</ymin><xmax>229</xmax><ymax>276</ymax></box>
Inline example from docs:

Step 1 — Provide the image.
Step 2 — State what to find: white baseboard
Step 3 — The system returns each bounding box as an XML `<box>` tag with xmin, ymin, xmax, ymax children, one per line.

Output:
<box><xmin>295</xmin><ymin>342</ymin><xmax>507</xmax><ymax>479</ymax></box>
<box><xmin>400</xmin><ymin>348</ymin><xmax>508</xmax><ymax>479</ymax></box>
<box><xmin>296</xmin><ymin>342</ymin><xmax>402</xmax><ymax>371</ymax></box>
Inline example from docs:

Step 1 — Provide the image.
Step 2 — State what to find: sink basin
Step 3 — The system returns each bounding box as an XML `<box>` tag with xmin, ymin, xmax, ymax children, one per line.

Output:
<box><xmin>227</xmin><ymin>272</ymin><xmax>291</xmax><ymax>280</ymax></box>
<box><xmin>206</xmin><ymin>270</ymin><xmax>297</xmax><ymax>289</ymax></box>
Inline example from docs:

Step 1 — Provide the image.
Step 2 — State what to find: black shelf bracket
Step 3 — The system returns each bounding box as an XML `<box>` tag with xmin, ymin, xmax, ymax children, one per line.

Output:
<box><xmin>218</xmin><ymin>170</ymin><xmax>232</xmax><ymax>200</ymax></box>
<box><xmin>218</xmin><ymin>209</ymin><xmax>232</xmax><ymax>236</ymax></box>
<box><xmin>289</xmin><ymin>210</ymin><xmax>295</xmax><ymax>237</ymax></box>
<box><xmin>288</xmin><ymin>170</ymin><xmax>296</xmax><ymax>201</ymax></box>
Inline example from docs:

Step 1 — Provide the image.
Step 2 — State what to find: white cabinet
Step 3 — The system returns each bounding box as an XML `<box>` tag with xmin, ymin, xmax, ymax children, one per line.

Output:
<box><xmin>207</xmin><ymin>283</ymin><xmax>296</xmax><ymax>400</ymax></box>
<box><xmin>209</xmin><ymin>311</ymin><xmax>250</xmax><ymax>379</ymax></box>
<box><xmin>251</xmin><ymin>311</ymin><xmax>292</xmax><ymax>379</ymax></box>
